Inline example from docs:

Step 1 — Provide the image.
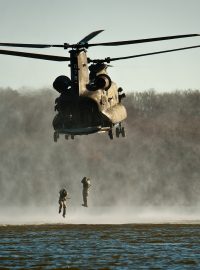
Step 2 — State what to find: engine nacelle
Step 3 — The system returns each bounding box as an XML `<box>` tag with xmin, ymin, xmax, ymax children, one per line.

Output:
<box><xmin>53</xmin><ymin>75</ymin><xmax>71</xmax><ymax>93</ymax></box>
<box><xmin>87</xmin><ymin>74</ymin><xmax>112</xmax><ymax>91</ymax></box>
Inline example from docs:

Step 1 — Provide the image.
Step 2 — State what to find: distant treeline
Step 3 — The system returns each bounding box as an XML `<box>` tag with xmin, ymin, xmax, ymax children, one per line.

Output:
<box><xmin>125</xmin><ymin>90</ymin><xmax>200</xmax><ymax>141</ymax></box>
<box><xmin>127</xmin><ymin>89</ymin><xmax>200</xmax><ymax>116</ymax></box>
<box><xmin>0</xmin><ymin>88</ymin><xmax>200</xmax><ymax>207</ymax></box>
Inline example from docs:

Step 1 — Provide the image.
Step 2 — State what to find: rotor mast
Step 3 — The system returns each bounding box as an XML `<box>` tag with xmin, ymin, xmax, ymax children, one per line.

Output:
<box><xmin>69</xmin><ymin>49</ymin><xmax>79</xmax><ymax>98</ymax></box>
<box><xmin>68</xmin><ymin>31</ymin><xmax>104</xmax><ymax>98</ymax></box>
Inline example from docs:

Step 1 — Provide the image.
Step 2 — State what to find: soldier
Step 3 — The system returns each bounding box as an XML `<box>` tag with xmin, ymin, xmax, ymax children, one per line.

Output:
<box><xmin>58</xmin><ymin>188</ymin><xmax>69</xmax><ymax>218</ymax></box>
<box><xmin>81</xmin><ymin>177</ymin><xmax>91</xmax><ymax>207</ymax></box>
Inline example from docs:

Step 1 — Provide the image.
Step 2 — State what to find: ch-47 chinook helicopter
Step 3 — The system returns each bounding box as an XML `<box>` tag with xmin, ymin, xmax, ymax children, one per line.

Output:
<box><xmin>0</xmin><ymin>30</ymin><xmax>199</xmax><ymax>141</ymax></box>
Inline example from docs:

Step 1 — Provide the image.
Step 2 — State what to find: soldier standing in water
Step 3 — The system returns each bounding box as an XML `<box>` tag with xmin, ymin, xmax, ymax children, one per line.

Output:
<box><xmin>58</xmin><ymin>188</ymin><xmax>69</xmax><ymax>218</ymax></box>
<box><xmin>81</xmin><ymin>177</ymin><xmax>91</xmax><ymax>207</ymax></box>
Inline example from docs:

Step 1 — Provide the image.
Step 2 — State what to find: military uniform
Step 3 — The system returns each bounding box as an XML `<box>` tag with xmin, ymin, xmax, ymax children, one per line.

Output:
<box><xmin>58</xmin><ymin>189</ymin><xmax>68</xmax><ymax>218</ymax></box>
<box><xmin>81</xmin><ymin>177</ymin><xmax>91</xmax><ymax>207</ymax></box>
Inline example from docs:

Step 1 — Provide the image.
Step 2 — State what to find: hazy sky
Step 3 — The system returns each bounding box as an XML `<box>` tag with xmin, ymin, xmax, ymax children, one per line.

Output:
<box><xmin>0</xmin><ymin>0</ymin><xmax>200</xmax><ymax>92</ymax></box>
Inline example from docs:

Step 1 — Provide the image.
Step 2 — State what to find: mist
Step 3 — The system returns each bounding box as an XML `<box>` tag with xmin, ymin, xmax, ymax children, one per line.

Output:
<box><xmin>0</xmin><ymin>87</ymin><xmax>200</xmax><ymax>224</ymax></box>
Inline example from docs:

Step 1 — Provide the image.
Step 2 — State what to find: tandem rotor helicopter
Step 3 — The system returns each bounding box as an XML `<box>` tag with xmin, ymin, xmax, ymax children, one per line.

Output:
<box><xmin>0</xmin><ymin>30</ymin><xmax>199</xmax><ymax>141</ymax></box>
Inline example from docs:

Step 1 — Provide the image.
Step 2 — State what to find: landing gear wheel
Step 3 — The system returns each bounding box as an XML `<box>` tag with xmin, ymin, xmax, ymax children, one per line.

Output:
<box><xmin>65</xmin><ymin>135</ymin><xmax>69</xmax><ymax>140</ymax></box>
<box><xmin>116</xmin><ymin>127</ymin><xmax>120</xmax><ymax>138</ymax></box>
<box><xmin>71</xmin><ymin>135</ymin><xmax>75</xmax><ymax>140</ymax></box>
<box><xmin>108</xmin><ymin>129</ymin><xmax>113</xmax><ymax>140</ymax></box>
<box><xmin>121</xmin><ymin>127</ymin><xmax>126</xmax><ymax>137</ymax></box>
<box><xmin>54</xmin><ymin>132</ymin><xmax>59</xmax><ymax>142</ymax></box>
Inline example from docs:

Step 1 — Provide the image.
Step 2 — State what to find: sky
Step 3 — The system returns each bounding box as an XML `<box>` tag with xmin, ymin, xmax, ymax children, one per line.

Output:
<box><xmin>0</xmin><ymin>0</ymin><xmax>200</xmax><ymax>92</ymax></box>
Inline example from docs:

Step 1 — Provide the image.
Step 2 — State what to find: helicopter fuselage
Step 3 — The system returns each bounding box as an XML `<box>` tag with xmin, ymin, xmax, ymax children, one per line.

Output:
<box><xmin>52</xmin><ymin>49</ymin><xmax>127</xmax><ymax>139</ymax></box>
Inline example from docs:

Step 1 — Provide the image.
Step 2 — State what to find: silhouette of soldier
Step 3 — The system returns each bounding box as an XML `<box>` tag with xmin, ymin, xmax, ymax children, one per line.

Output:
<box><xmin>58</xmin><ymin>188</ymin><xmax>69</xmax><ymax>218</ymax></box>
<box><xmin>81</xmin><ymin>177</ymin><xmax>91</xmax><ymax>207</ymax></box>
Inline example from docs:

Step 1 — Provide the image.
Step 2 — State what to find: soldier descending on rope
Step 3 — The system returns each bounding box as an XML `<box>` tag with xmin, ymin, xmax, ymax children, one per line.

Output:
<box><xmin>58</xmin><ymin>188</ymin><xmax>69</xmax><ymax>218</ymax></box>
<box><xmin>81</xmin><ymin>177</ymin><xmax>91</xmax><ymax>207</ymax></box>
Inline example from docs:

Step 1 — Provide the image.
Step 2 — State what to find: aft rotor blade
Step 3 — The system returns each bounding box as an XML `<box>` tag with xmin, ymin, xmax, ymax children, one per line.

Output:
<box><xmin>77</xmin><ymin>30</ymin><xmax>104</xmax><ymax>45</ymax></box>
<box><xmin>87</xmin><ymin>34</ymin><xmax>200</xmax><ymax>47</ymax></box>
<box><xmin>0</xmin><ymin>49</ymin><xmax>70</xmax><ymax>61</ymax></box>
<box><xmin>0</xmin><ymin>43</ymin><xmax>64</xmax><ymax>48</ymax></box>
<box><xmin>103</xmin><ymin>45</ymin><xmax>200</xmax><ymax>62</ymax></box>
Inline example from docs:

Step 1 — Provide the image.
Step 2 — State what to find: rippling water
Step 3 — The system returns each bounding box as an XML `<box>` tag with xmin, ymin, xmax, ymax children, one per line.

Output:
<box><xmin>0</xmin><ymin>224</ymin><xmax>200</xmax><ymax>269</ymax></box>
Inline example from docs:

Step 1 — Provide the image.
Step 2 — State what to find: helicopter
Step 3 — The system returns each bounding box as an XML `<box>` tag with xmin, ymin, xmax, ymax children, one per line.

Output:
<box><xmin>0</xmin><ymin>30</ymin><xmax>199</xmax><ymax>141</ymax></box>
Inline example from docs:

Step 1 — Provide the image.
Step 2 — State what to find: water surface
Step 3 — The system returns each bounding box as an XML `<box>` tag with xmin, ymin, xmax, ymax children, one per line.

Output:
<box><xmin>0</xmin><ymin>224</ymin><xmax>200</xmax><ymax>269</ymax></box>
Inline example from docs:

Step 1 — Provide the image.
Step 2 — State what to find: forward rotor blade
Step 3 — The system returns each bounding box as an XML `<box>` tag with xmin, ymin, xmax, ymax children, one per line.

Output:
<box><xmin>0</xmin><ymin>43</ymin><xmax>64</xmax><ymax>49</ymax></box>
<box><xmin>101</xmin><ymin>45</ymin><xmax>200</xmax><ymax>62</ymax></box>
<box><xmin>0</xmin><ymin>49</ymin><xmax>70</xmax><ymax>61</ymax></box>
<box><xmin>77</xmin><ymin>30</ymin><xmax>104</xmax><ymax>45</ymax></box>
<box><xmin>87</xmin><ymin>34</ymin><xmax>200</xmax><ymax>47</ymax></box>
<box><xmin>0</xmin><ymin>30</ymin><xmax>105</xmax><ymax>49</ymax></box>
